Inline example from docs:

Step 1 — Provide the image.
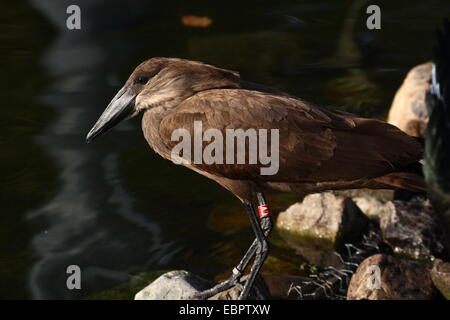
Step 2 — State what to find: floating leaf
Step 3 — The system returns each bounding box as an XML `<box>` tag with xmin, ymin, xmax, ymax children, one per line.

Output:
<box><xmin>181</xmin><ymin>15</ymin><xmax>212</xmax><ymax>28</ymax></box>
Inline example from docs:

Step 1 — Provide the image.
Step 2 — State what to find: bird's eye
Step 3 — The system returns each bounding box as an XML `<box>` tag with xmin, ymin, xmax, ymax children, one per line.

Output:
<box><xmin>135</xmin><ymin>76</ymin><xmax>149</xmax><ymax>84</ymax></box>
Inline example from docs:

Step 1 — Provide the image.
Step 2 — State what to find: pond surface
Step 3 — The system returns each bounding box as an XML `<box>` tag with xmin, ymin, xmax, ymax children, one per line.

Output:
<box><xmin>1</xmin><ymin>0</ymin><xmax>449</xmax><ymax>299</ymax></box>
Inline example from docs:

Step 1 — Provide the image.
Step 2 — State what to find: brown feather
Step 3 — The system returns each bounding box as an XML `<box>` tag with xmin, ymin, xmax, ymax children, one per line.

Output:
<box><xmin>133</xmin><ymin>58</ymin><xmax>425</xmax><ymax>201</ymax></box>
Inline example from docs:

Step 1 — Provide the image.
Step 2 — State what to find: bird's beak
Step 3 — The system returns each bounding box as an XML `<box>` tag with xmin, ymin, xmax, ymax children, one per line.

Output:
<box><xmin>86</xmin><ymin>86</ymin><xmax>136</xmax><ymax>144</ymax></box>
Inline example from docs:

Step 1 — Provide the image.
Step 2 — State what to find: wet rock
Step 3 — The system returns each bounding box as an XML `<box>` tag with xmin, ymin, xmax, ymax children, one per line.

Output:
<box><xmin>379</xmin><ymin>199</ymin><xmax>445</xmax><ymax>260</ymax></box>
<box><xmin>347</xmin><ymin>254</ymin><xmax>436</xmax><ymax>300</ymax></box>
<box><xmin>387</xmin><ymin>62</ymin><xmax>432</xmax><ymax>137</ymax></box>
<box><xmin>431</xmin><ymin>259</ymin><xmax>450</xmax><ymax>299</ymax></box>
<box><xmin>134</xmin><ymin>270</ymin><xmax>212</xmax><ymax>300</ymax></box>
<box><xmin>276</xmin><ymin>192</ymin><xmax>369</xmax><ymax>265</ymax></box>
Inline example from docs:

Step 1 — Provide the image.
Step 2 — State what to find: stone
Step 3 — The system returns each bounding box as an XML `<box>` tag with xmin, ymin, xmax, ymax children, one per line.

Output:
<box><xmin>431</xmin><ymin>259</ymin><xmax>450</xmax><ymax>299</ymax></box>
<box><xmin>379</xmin><ymin>199</ymin><xmax>445</xmax><ymax>260</ymax></box>
<box><xmin>276</xmin><ymin>192</ymin><xmax>369</xmax><ymax>265</ymax></box>
<box><xmin>347</xmin><ymin>254</ymin><xmax>436</xmax><ymax>300</ymax></box>
<box><xmin>345</xmin><ymin>195</ymin><xmax>445</xmax><ymax>261</ymax></box>
<box><xmin>134</xmin><ymin>270</ymin><xmax>212</xmax><ymax>300</ymax></box>
<box><xmin>334</xmin><ymin>188</ymin><xmax>395</xmax><ymax>202</ymax></box>
<box><xmin>352</xmin><ymin>196</ymin><xmax>391</xmax><ymax>221</ymax></box>
<box><xmin>387</xmin><ymin>62</ymin><xmax>432</xmax><ymax>137</ymax></box>
<box><xmin>348</xmin><ymin>196</ymin><xmax>445</xmax><ymax>261</ymax></box>
<box><xmin>208</xmin><ymin>286</ymin><xmax>241</xmax><ymax>300</ymax></box>
<box><xmin>135</xmin><ymin>271</ymin><xmax>271</xmax><ymax>300</ymax></box>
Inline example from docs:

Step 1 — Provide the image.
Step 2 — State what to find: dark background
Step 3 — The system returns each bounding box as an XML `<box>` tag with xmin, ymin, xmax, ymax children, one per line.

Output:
<box><xmin>1</xmin><ymin>0</ymin><xmax>449</xmax><ymax>299</ymax></box>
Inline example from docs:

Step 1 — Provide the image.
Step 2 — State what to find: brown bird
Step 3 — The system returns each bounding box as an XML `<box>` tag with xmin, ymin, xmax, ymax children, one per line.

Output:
<box><xmin>86</xmin><ymin>57</ymin><xmax>424</xmax><ymax>300</ymax></box>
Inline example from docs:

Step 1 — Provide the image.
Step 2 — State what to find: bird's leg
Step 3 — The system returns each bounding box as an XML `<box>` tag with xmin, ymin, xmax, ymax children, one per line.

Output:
<box><xmin>238</xmin><ymin>195</ymin><xmax>272</xmax><ymax>300</ymax></box>
<box><xmin>239</xmin><ymin>192</ymin><xmax>273</xmax><ymax>300</ymax></box>
<box><xmin>187</xmin><ymin>193</ymin><xmax>272</xmax><ymax>300</ymax></box>
<box><xmin>186</xmin><ymin>244</ymin><xmax>257</xmax><ymax>300</ymax></box>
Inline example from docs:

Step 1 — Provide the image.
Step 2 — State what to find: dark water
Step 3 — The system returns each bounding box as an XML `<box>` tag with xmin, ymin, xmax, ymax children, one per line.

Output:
<box><xmin>1</xmin><ymin>0</ymin><xmax>449</xmax><ymax>299</ymax></box>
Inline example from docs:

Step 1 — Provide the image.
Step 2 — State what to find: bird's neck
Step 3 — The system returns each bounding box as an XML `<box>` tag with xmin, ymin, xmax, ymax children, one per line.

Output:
<box><xmin>141</xmin><ymin>105</ymin><xmax>177</xmax><ymax>159</ymax></box>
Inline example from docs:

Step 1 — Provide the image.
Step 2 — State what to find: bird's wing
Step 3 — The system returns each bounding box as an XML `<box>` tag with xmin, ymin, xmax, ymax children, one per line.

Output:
<box><xmin>158</xmin><ymin>89</ymin><xmax>422</xmax><ymax>183</ymax></box>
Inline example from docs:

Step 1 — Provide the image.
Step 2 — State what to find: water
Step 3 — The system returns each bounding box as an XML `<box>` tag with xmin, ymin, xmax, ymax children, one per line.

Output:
<box><xmin>1</xmin><ymin>0</ymin><xmax>449</xmax><ymax>299</ymax></box>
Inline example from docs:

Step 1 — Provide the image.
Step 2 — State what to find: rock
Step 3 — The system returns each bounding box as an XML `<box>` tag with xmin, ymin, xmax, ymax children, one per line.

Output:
<box><xmin>208</xmin><ymin>286</ymin><xmax>242</xmax><ymax>300</ymax></box>
<box><xmin>387</xmin><ymin>62</ymin><xmax>432</xmax><ymax>137</ymax></box>
<box><xmin>334</xmin><ymin>188</ymin><xmax>395</xmax><ymax>202</ymax></box>
<box><xmin>431</xmin><ymin>259</ymin><xmax>450</xmax><ymax>299</ymax></box>
<box><xmin>135</xmin><ymin>271</ymin><xmax>271</xmax><ymax>300</ymax></box>
<box><xmin>346</xmin><ymin>194</ymin><xmax>445</xmax><ymax>261</ymax></box>
<box><xmin>134</xmin><ymin>270</ymin><xmax>212</xmax><ymax>300</ymax></box>
<box><xmin>347</xmin><ymin>254</ymin><xmax>436</xmax><ymax>300</ymax></box>
<box><xmin>338</xmin><ymin>196</ymin><xmax>445</xmax><ymax>260</ymax></box>
<box><xmin>379</xmin><ymin>199</ymin><xmax>445</xmax><ymax>260</ymax></box>
<box><xmin>276</xmin><ymin>192</ymin><xmax>369</xmax><ymax>265</ymax></box>
<box><xmin>352</xmin><ymin>196</ymin><xmax>392</xmax><ymax>221</ymax></box>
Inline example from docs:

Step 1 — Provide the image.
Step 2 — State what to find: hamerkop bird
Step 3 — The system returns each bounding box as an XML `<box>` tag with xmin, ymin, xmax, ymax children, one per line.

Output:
<box><xmin>86</xmin><ymin>57</ymin><xmax>424</xmax><ymax>300</ymax></box>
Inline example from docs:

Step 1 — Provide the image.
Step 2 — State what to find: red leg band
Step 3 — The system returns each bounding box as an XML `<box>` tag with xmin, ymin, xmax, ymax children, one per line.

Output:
<box><xmin>258</xmin><ymin>204</ymin><xmax>270</xmax><ymax>218</ymax></box>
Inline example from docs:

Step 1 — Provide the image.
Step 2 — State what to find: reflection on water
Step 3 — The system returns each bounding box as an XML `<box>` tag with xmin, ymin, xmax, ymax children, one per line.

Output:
<box><xmin>1</xmin><ymin>0</ymin><xmax>450</xmax><ymax>299</ymax></box>
<box><xmin>26</xmin><ymin>0</ymin><xmax>175</xmax><ymax>299</ymax></box>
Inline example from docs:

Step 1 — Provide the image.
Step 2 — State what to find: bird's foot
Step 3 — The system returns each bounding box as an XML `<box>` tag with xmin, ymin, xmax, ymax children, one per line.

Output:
<box><xmin>186</xmin><ymin>272</ymin><xmax>242</xmax><ymax>300</ymax></box>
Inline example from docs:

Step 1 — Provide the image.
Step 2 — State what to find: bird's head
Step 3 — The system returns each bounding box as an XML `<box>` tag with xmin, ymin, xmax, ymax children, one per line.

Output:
<box><xmin>86</xmin><ymin>57</ymin><xmax>240</xmax><ymax>143</ymax></box>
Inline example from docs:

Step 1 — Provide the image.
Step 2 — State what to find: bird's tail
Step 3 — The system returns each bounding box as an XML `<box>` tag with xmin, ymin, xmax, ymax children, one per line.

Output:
<box><xmin>373</xmin><ymin>142</ymin><xmax>426</xmax><ymax>193</ymax></box>
<box><xmin>374</xmin><ymin>170</ymin><xmax>426</xmax><ymax>193</ymax></box>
